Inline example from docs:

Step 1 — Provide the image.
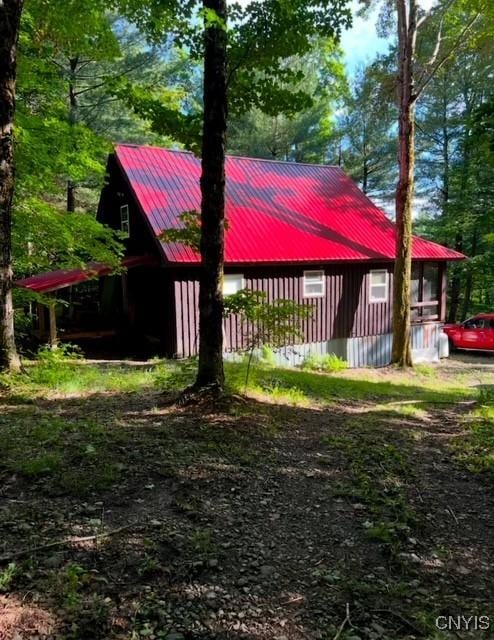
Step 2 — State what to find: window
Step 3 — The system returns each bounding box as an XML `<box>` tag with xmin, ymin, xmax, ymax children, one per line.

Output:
<box><xmin>303</xmin><ymin>270</ymin><xmax>325</xmax><ymax>298</ymax></box>
<box><xmin>223</xmin><ymin>273</ymin><xmax>244</xmax><ymax>296</ymax></box>
<box><xmin>369</xmin><ymin>269</ymin><xmax>388</xmax><ymax>303</ymax></box>
<box><xmin>411</xmin><ymin>262</ymin><xmax>440</xmax><ymax>321</ymax></box>
<box><xmin>120</xmin><ymin>204</ymin><xmax>130</xmax><ymax>237</ymax></box>
<box><xmin>464</xmin><ymin>317</ymin><xmax>488</xmax><ymax>329</ymax></box>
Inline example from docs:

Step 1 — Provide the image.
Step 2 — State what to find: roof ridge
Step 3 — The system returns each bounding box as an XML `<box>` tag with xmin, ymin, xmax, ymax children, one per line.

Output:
<box><xmin>114</xmin><ymin>143</ymin><xmax>342</xmax><ymax>169</ymax></box>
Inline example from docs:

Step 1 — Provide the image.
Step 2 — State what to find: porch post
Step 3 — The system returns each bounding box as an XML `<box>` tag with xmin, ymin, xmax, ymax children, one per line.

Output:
<box><xmin>48</xmin><ymin>301</ymin><xmax>58</xmax><ymax>348</ymax></box>
<box><xmin>440</xmin><ymin>263</ymin><xmax>447</xmax><ymax>322</ymax></box>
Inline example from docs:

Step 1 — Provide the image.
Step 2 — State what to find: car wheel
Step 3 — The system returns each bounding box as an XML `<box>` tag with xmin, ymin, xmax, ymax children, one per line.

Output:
<box><xmin>448</xmin><ymin>338</ymin><xmax>457</xmax><ymax>353</ymax></box>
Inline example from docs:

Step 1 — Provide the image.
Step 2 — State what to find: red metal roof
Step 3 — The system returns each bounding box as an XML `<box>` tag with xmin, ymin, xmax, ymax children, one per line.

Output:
<box><xmin>115</xmin><ymin>144</ymin><xmax>464</xmax><ymax>265</ymax></box>
<box><xmin>15</xmin><ymin>255</ymin><xmax>156</xmax><ymax>294</ymax></box>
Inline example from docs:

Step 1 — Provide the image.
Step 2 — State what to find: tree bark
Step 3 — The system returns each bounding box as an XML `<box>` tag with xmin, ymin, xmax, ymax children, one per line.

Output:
<box><xmin>195</xmin><ymin>0</ymin><xmax>227</xmax><ymax>391</ymax></box>
<box><xmin>67</xmin><ymin>56</ymin><xmax>79</xmax><ymax>212</ymax></box>
<box><xmin>0</xmin><ymin>0</ymin><xmax>23</xmax><ymax>372</ymax></box>
<box><xmin>391</xmin><ymin>0</ymin><xmax>416</xmax><ymax>367</ymax></box>
<box><xmin>460</xmin><ymin>226</ymin><xmax>478</xmax><ymax>320</ymax></box>
<box><xmin>447</xmin><ymin>231</ymin><xmax>463</xmax><ymax>322</ymax></box>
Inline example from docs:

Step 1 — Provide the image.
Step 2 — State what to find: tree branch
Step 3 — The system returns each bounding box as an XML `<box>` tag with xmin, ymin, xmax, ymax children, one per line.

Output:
<box><xmin>415</xmin><ymin>12</ymin><xmax>481</xmax><ymax>101</ymax></box>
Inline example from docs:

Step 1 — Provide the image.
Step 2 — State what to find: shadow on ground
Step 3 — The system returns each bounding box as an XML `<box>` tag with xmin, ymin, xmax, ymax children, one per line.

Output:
<box><xmin>0</xmin><ymin>369</ymin><xmax>493</xmax><ymax>639</ymax></box>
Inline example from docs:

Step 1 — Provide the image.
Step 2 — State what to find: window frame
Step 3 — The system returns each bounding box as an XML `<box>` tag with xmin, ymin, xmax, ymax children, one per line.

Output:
<box><xmin>369</xmin><ymin>269</ymin><xmax>389</xmax><ymax>303</ymax></box>
<box><xmin>223</xmin><ymin>273</ymin><xmax>244</xmax><ymax>296</ymax></box>
<box><xmin>410</xmin><ymin>262</ymin><xmax>440</xmax><ymax>322</ymax></box>
<box><xmin>303</xmin><ymin>270</ymin><xmax>325</xmax><ymax>298</ymax></box>
<box><xmin>120</xmin><ymin>204</ymin><xmax>130</xmax><ymax>237</ymax></box>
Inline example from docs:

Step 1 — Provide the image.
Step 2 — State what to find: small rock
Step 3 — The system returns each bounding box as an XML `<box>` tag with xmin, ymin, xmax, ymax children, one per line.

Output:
<box><xmin>399</xmin><ymin>552</ymin><xmax>421</xmax><ymax>564</ymax></box>
<box><xmin>260</xmin><ymin>565</ymin><xmax>275</xmax><ymax>577</ymax></box>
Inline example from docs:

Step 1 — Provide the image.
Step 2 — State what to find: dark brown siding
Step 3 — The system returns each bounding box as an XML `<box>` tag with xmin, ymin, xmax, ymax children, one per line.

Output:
<box><xmin>173</xmin><ymin>271</ymin><xmax>200</xmax><ymax>358</ymax></box>
<box><xmin>97</xmin><ymin>155</ymin><xmax>162</xmax><ymax>259</ymax></box>
<box><xmin>171</xmin><ymin>263</ymin><xmax>400</xmax><ymax>358</ymax></box>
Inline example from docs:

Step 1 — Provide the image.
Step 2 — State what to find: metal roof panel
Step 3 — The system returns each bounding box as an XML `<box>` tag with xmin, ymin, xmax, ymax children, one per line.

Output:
<box><xmin>115</xmin><ymin>144</ymin><xmax>464</xmax><ymax>264</ymax></box>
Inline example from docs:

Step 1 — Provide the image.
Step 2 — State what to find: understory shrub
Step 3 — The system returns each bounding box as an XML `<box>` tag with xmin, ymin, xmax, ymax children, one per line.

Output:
<box><xmin>302</xmin><ymin>352</ymin><xmax>348</xmax><ymax>372</ymax></box>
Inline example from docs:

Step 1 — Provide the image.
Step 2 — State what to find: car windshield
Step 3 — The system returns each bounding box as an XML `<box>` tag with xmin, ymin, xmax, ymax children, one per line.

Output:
<box><xmin>464</xmin><ymin>317</ymin><xmax>487</xmax><ymax>329</ymax></box>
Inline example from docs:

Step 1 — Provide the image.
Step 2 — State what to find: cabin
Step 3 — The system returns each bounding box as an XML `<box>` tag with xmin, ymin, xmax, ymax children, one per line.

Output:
<box><xmin>16</xmin><ymin>144</ymin><xmax>464</xmax><ymax>366</ymax></box>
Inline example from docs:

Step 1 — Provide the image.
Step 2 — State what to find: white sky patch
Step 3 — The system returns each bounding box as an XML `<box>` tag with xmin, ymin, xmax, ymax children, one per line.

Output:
<box><xmin>416</xmin><ymin>0</ymin><xmax>439</xmax><ymax>9</ymax></box>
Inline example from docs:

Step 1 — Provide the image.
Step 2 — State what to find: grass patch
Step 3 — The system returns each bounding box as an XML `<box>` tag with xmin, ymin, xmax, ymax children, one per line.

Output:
<box><xmin>0</xmin><ymin>413</ymin><xmax>123</xmax><ymax>494</ymax></box>
<box><xmin>225</xmin><ymin>360</ymin><xmax>475</xmax><ymax>408</ymax></box>
<box><xmin>323</xmin><ymin>429</ymin><xmax>416</xmax><ymax>557</ymax></box>
<box><xmin>453</xmin><ymin>387</ymin><xmax>494</xmax><ymax>477</ymax></box>
<box><xmin>301</xmin><ymin>352</ymin><xmax>348</xmax><ymax>373</ymax></box>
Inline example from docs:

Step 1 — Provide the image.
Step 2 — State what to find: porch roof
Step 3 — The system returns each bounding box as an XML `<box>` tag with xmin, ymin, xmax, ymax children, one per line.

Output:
<box><xmin>14</xmin><ymin>255</ymin><xmax>157</xmax><ymax>295</ymax></box>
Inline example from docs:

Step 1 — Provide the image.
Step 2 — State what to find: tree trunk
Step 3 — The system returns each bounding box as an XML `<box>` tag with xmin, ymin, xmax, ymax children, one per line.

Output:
<box><xmin>460</xmin><ymin>227</ymin><xmax>478</xmax><ymax>320</ymax></box>
<box><xmin>0</xmin><ymin>0</ymin><xmax>23</xmax><ymax>372</ymax></box>
<box><xmin>195</xmin><ymin>0</ymin><xmax>227</xmax><ymax>391</ymax></box>
<box><xmin>447</xmin><ymin>231</ymin><xmax>463</xmax><ymax>322</ymax></box>
<box><xmin>391</xmin><ymin>0</ymin><xmax>415</xmax><ymax>367</ymax></box>
<box><xmin>67</xmin><ymin>56</ymin><xmax>78</xmax><ymax>212</ymax></box>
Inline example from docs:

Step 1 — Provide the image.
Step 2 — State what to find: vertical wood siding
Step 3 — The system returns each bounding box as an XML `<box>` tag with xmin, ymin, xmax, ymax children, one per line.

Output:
<box><xmin>172</xmin><ymin>262</ymin><xmax>441</xmax><ymax>358</ymax></box>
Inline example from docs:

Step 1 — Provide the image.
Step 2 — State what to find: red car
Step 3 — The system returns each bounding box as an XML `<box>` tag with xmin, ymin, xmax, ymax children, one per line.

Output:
<box><xmin>443</xmin><ymin>313</ymin><xmax>494</xmax><ymax>352</ymax></box>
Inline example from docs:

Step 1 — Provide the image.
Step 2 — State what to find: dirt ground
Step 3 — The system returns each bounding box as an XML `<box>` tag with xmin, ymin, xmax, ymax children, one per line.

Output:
<box><xmin>0</xmin><ymin>355</ymin><xmax>493</xmax><ymax>640</ymax></box>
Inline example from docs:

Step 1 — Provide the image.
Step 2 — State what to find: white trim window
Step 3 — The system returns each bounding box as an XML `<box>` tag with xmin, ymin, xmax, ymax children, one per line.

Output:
<box><xmin>303</xmin><ymin>270</ymin><xmax>325</xmax><ymax>298</ymax></box>
<box><xmin>369</xmin><ymin>269</ymin><xmax>388</xmax><ymax>303</ymax></box>
<box><xmin>223</xmin><ymin>273</ymin><xmax>244</xmax><ymax>296</ymax></box>
<box><xmin>120</xmin><ymin>204</ymin><xmax>130</xmax><ymax>237</ymax></box>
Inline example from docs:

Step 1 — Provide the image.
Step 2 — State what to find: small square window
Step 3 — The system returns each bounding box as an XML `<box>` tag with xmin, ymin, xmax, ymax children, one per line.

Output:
<box><xmin>223</xmin><ymin>273</ymin><xmax>244</xmax><ymax>296</ymax></box>
<box><xmin>303</xmin><ymin>270</ymin><xmax>325</xmax><ymax>298</ymax></box>
<box><xmin>120</xmin><ymin>204</ymin><xmax>130</xmax><ymax>237</ymax></box>
<box><xmin>369</xmin><ymin>269</ymin><xmax>388</xmax><ymax>303</ymax></box>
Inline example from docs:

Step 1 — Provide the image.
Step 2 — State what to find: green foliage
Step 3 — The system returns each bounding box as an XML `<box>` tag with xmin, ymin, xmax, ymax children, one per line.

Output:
<box><xmin>225</xmin><ymin>289</ymin><xmax>310</xmax><ymax>389</ymax></box>
<box><xmin>229</xmin><ymin>39</ymin><xmax>348</xmax><ymax>162</ymax></box>
<box><xmin>333</xmin><ymin>57</ymin><xmax>397</xmax><ymax>200</ymax></box>
<box><xmin>224</xmin><ymin>288</ymin><xmax>312</xmax><ymax>387</ymax></box>
<box><xmin>21</xmin><ymin>345</ymin><xmax>156</xmax><ymax>394</ymax></box>
<box><xmin>324</xmin><ymin>432</ymin><xmax>416</xmax><ymax>556</ymax></box>
<box><xmin>57</xmin><ymin>564</ymin><xmax>91</xmax><ymax>609</ymax></box>
<box><xmin>116</xmin><ymin>0</ymin><xmax>352</xmax><ymax>149</ymax></box>
<box><xmin>160</xmin><ymin>210</ymin><xmax>201</xmax><ymax>252</ymax></box>
<box><xmin>0</xmin><ymin>564</ymin><xmax>18</xmax><ymax>593</ymax></box>
<box><xmin>412</xmin><ymin>14</ymin><xmax>494</xmax><ymax>319</ymax></box>
<box><xmin>453</xmin><ymin>386</ymin><xmax>494</xmax><ymax>476</ymax></box>
<box><xmin>224</xmin><ymin>289</ymin><xmax>312</xmax><ymax>350</ymax></box>
<box><xmin>260</xmin><ymin>345</ymin><xmax>276</xmax><ymax>366</ymax></box>
<box><xmin>302</xmin><ymin>352</ymin><xmax>348</xmax><ymax>372</ymax></box>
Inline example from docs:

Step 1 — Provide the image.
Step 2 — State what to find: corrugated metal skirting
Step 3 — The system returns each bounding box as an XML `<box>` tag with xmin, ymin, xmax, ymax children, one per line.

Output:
<box><xmin>233</xmin><ymin>323</ymin><xmax>443</xmax><ymax>368</ymax></box>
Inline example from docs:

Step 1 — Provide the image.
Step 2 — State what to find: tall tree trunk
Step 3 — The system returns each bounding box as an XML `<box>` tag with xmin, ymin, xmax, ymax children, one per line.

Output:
<box><xmin>0</xmin><ymin>0</ymin><xmax>23</xmax><ymax>372</ymax></box>
<box><xmin>441</xmin><ymin>75</ymin><xmax>450</xmax><ymax>206</ymax></box>
<box><xmin>391</xmin><ymin>0</ymin><xmax>416</xmax><ymax>367</ymax></box>
<box><xmin>362</xmin><ymin>158</ymin><xmax>368</xmax><ymax>194</ymax></box>
<box><xmin>67</xmin><ymin>56</ymin><xmax>78</xmax><ymax>212</ymax></box>
<box><xmin>447</xmin><ymin>231</ymin><xmax>463</xmax><ymax>322</ymax></box>
<box><xmin>449</xmin><ymin>107</ymin><xmax>473</xmax><ymax>322</ymax></box>
<box><xmin>195</xmin><ymin>0</ymin><xmax>227</xmax><ymax>391</ymax></box>
<box><xmin>460</xmin><ymin>226</ymin><xmax>478</xmax><ymax>320</ymax></box>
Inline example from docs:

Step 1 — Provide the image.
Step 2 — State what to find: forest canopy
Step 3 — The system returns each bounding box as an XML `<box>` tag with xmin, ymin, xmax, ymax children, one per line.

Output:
<box><xmin>1</xmin><ymin>0</ymin><xmax>493</xmax><ymax>374</ymax></box>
